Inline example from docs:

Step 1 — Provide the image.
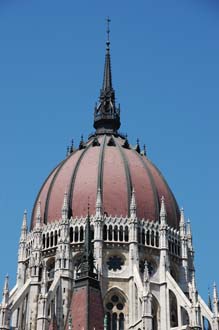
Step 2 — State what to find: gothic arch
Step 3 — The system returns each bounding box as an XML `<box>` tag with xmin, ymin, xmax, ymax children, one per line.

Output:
<box><xmin>104</xmin><ymin>288</ymin><xmax>128</xmax><ymax>330</ymax></box>
<box><xmin>151</xmin><ymin>295</ymin><xmax>160</xmax><ymax>330</ymax></box>
<box><xmin>181</xmin><ymin>306</ymin><xmax>189</xmax><ymax>326</ymax></box>
<box><xmin>169</xmin><ymin>290</ymin><xmax>178</xmax><ymax>328</ymax></box>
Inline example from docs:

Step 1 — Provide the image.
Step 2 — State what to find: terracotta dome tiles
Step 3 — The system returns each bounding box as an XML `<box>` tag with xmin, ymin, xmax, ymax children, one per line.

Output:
<box><xmin>31</xmin><ymin>135</ymin><xmax>180</xmax><ymax>229</ymax></box>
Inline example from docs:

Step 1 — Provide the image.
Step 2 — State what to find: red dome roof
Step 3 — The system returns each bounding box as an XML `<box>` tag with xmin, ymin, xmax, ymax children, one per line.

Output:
<box><xmin>31</xmin><ymin>135</ymin><xmax>179</xmax><ymax>229</ymax></box>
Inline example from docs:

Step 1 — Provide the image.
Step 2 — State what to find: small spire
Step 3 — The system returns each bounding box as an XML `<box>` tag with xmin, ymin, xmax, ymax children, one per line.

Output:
<box><xmin>213</xmin><ymin>282</ymin><xmax>219</xmax><ymax>316</ymax></box>
<box><xmin>208</xmin><ymin>287</ymin><xmax>212</xmax><ymax>311</ymax></box>
<box><xmin>62</xmin><ymin>191</ymin><xmax>68</xmax><ymax>220</ymax></box>
<box><xmin>130</xmin><ymin>187</ymin><xmax>137</xmax><ymax>218</ymax></box>
<box><xmin>143</xmin><ymin>261</ymin><xmax>149</xmax><ymax>282</ymax></box>
<box><xmin>76</xmin><ymin>206</ymin><xmax>95</xmax><ymax>279</ymax></box>
<box><xmin>79</xmin><ymin>135</ymin><xmax>85</xmax><ymax>150</ymax></box>
<box><xmin>141</xmin><ymin>144</ymin><xmax>147</xmax><ymax>156</ymax></box>
<box><xmin>135</xmin><ymin>139</ymin><xmax>141</xmax><ymax>153</ymax></box>
<box><xmin>96</xmin><ymin>187</ymin><xmax>102</xmax><ymax>217</ymax></box>
<box><xmin>179</xmin><ymin>208</ymin><xmax>186</xmax><ymax>236</ymax></box>
<box><xmin>2</xmin><ymin>275</ymin><xmax>9</xmax><ymax>304</ymax></box>
<box><xmin>160</xmin><ymin>196</ymin><xmax>167</xmax><ymax>219</ymax></box>
<box><xmin>22</xmin><ymin>209</ymin><xmax>27</xmax><ymax>229</ymax></box>
<box><xmin>143</xmin><ymin>261</ymin><xmax>151</xmax><ymax>296</ymax></box>
<box><xmin>36</xmin><ymin>200</ymin><xmax>41</xmax><ymax>228</ymax></box>
<box><xmin>70</xmin><ymin>139</ymin><xmax>74</xmax><ymax>153</ymax></box>
<box><xmin>213</xmin><ymin>282</ymin><xmax>218</xmax><ymax>301</ymax></box>
<box><xmin>187</xmin><ymin>219</ymin><xmax>193</xmax><ymax>246</ymax></box>
<box><xmin>20</xmin><ymin>209</ymin><xmax>28</xmax><ymax>241</ymax></box>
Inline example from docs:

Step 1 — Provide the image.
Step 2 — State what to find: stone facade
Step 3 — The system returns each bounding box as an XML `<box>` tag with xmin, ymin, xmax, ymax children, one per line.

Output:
<box><xmin>0</xmin><ymin>190</ymin><xmax>218</xmax><ymax>329</ymax></box>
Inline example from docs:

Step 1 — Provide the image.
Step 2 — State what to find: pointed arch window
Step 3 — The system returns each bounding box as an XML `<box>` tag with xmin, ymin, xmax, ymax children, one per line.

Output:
<box><xmin>105</xmin><ymin>293</ymin><xmax>126</xmax><ymax>330</ymax></box>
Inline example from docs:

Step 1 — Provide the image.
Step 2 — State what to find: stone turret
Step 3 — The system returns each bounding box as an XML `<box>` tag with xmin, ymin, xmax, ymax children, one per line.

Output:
<box><xmin>179</xmin><ymin>208</ymin><xmax>188</xmax><ymax>293</ymax></box>
<box><xmin>0</xmin><ymin>276</ymin><xmax>10</xmax><ymax>330</ymax></box>
<box><xmin>17</xmin><ymin>210</ymin><xmax>28</xmax><ymax>288</ymax></box>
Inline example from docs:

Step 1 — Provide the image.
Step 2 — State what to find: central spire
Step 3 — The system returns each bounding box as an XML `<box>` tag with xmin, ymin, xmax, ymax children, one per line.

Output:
<box><xmin>93</xmin><ymin>18</ymin><xmax>121</xmax><ymax>135</ymax></box>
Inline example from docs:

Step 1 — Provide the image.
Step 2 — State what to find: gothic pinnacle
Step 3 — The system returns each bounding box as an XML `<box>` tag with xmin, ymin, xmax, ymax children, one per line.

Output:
<box><xmin>62</xmin><ymin>191</ymin><xmax>68</xmax><ymax>220</ymax></box>
<box><xmin>2</xmin><ymin>275</ymin><xmax>9</xmax><ymax>305</ymax></box>
<box><xmin>160</xmin><ymin>196</ymin><xmax>167</xmax><ymax>225</ymax></box>
<box><xmin>36</xmin><ymin>200</ymin><xmax>41</xmax><ymax>228</ymax></box>
<box><xmin>130</xmin><ymin>187</ymin><xmax>137</xmax><ymax>218</ymax></box>
<box><xmin>180</xmin><ymin>208</ymin><xmax>186</xmax><ymax>237</ymax></box>
<box><xmin>96</xmin><ymin>187</ymin><xmax>102</xmax><ymax>217</ymax></box>
<box><xmin>20</xmin><ymin>209</ymin><xmax>28</xmax><ymax>241</ymax></box>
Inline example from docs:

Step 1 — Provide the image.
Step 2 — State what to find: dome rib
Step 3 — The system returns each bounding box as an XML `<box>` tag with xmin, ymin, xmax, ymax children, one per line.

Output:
<box><xmin>131</xmin><ymin>150</ymin><xmax>160</xmax><ymax>220</ymax></box>
<box><xmin>146</xmin><ymin>159</ymin><xmax>179</xmax><ymax>228</ymax></box>
<box><xmin>31</xmin><ymin>164</ymin><xmax>61</xmax><ymax>229</ymax></box>
<box><xmin>68</xmin><ymin>143</ymin><xmax>93</xmax><ymax>218</ymax></box>
<box><xmin>114</xmin><ymin>137</ymin><xmax>133</xmax><ymax>217</ymax></box>
<box><xmin>44</xmin><ymin>157</ymin><xmax>72</xmax><ymax>224</ymax></box>
<box><xmin>97</xmin><ymin>135</ymin><xmax>107</xmax><ymax>198</ymax></box>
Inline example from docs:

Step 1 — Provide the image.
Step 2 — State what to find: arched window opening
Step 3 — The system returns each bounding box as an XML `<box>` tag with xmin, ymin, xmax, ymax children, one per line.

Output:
<box><xmin>105</xmin><ymin>292</ymin><xmax>126</xmax><ymax>330</ymax></box>
<box><xmin>174</xmin><ymin>240</ymin><xmax>177</xmax><ymax>255</ymax></box>
<box><xmin>50</xmin><ymin>232</ymin><xmax>54</xmax><ymax>247</ymax></box>
<box><xmin>151</xmin><ymin>231</ymin><xmax>154</xmax><ymax>246</ymax></box>
<box><xmin>91</xmin><ymin>225</ymin><xmax>94</xmax><ymax>240</ymax></box>
<box><xmin>112</xmin><ymin>313</ymin><xmax>117</xmax><ymax>330</ymax></box>
<box><xmin>114</xmin><ymin>226</ymin><xmax>118</xmax><ymax>241</ymax></box>
<box><xmin>70</xmin><ymin>227</ymin><xmax>73</xmax><ymax>243</ymax></box>
<box><xmin>103</xmin><ymin>225</ymin><xmax>107</xmax><ymax>240</ymax></box>
<box><xmin>181</xmin><ymin>307</ymin><xmax>189</xmax><ymax>326</ymax></box>
<box><xmin>177</xmin><ymin>244</ymin><xmax>180</xmax><ymax>256</ymax></box>
<box><xmin>46</xmin><ymin>234</ymin><xmax>49</xmax><ymax>248</ymax></box>
<box><xmin>155</xmin><ymin>232</ymin><xmax>159</xmax><ymax>247</ymax></box>
<box><xmin>106</xmin><ymin>312</ymin><xmax>111</xmax><ymax>330</ymax></box>
<box><xmin>119</xmin><ymin>313</ymin><xmax>124</xmax><ymax>330</ymax></box>
<box><xmin>152</xmin><ymin>296</ymin><xmax>159</xmax><ymax>330</ymax></box>
<box><xmin>47</xmin><ymin>257</ymin><xmax>55</xmax><ymax>281</ymax></box>
<box><xmin>142</xmin><ymin>229</ymin><xmax>145</xmax><ymax>245</ymax></box>
<box><xmin>75</xmin><ymin>227</ymin><xmax>79</xmax><ymax>242</ymax></box>
<box><xmin>170</xmin><ymin>241</ymin><xmax>174</xmax><ymax>253</ymax></box>
<box><xmin>146</xmin><ymin>230</ymin><xmax>150</xmax><ymax>245</ymax></box>
<box><xmin>203</xmin><ymin>317</ymin><xmax>212</xmax><ymax>330</ymax></box>
<box><xmin>80</xmin><ymin>226</ymin><xmax>84</xmax><ymax>242</ymax></box>
<box><xmin>137</xmin><ymin>227</ymin><xmax>141</xmax><ymax>244</ymax></box>
<box><xmin>119</xmin><ymin>226</ymin><xmax>123</xmax><ymax>242</ymax></box>
<box><xmin>109</xmin><ymin>225</ymin><xmax>113</xmax><ymax>241</ymax></box>
<box><xmin>43</xmin><ymin>234</ymin><xmax>45</xmax><ymax>249</ymax></box>
<box><xmin>124</xmin><ymin>226</ymin><xmax>129</xmax><ymax>242</ymax></box>
<box><xmin>54</xmin><ymin>231</ymin><xmax>58</xmax><ymax>246</ymax></box>
<box><xmin>169</xmin><ymin>290</ymin><xmax>178</xmax><ymax>328</ymax></box>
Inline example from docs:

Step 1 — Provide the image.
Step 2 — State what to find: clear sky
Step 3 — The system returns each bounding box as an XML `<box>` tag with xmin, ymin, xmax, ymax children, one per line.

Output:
<box><xmin>0</xmin><ymin>0</ymin><xmax>218</xmax><ymax>302</ymax></box>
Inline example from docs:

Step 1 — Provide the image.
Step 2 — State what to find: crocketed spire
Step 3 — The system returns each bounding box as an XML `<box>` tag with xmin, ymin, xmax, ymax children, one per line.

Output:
<box><xmin>94</xmin><ymin>17</ymin><xmax>120</xmax><ymax>135</ymax></box>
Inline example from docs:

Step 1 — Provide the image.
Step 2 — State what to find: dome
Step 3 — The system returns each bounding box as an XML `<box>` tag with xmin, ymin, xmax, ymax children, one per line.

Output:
<box><xmin>31</xmin><ymin>33</ymin><xmax>180</xmax><ymax>230</ymax></box>
<box><xmin>31</xmin><ymin>134</ymin><xmax>179</xmax><ymax>229</ymax></box>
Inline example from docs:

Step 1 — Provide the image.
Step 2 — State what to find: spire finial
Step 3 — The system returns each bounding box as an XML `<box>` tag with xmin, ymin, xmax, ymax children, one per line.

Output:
<box><xmin>106</xmin><ymin>16</ymin><xmax>111</xmax><ymax>47</ymax></box>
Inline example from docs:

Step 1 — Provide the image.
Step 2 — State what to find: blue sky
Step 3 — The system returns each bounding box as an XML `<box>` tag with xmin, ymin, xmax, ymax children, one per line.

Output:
<box><xmin>0</xmin><ymin>0</ymin><xmax>219</xmax><ymax>302</ymax></box>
